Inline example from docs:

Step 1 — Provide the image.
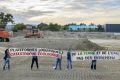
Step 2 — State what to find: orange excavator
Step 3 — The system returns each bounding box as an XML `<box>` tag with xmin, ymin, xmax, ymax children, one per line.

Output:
<box><xmin>0</xmin><ymin>28</ymin><xmax>10</xmax><ymax>42</ymax></box>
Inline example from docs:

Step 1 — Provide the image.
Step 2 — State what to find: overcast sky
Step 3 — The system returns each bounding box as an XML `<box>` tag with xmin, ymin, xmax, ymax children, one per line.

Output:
<box><xmin>0</xmin><ymin>0</ymin><xmax>120</xmax><ymax>25</ymax></box>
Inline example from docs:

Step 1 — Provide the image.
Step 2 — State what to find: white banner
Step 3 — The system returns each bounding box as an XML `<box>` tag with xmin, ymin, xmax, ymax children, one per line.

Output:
<box><xmin>9</xmin><ymin>48</ymin><xmax>62</xmax><ymax>58</ymax></box>
<box><xmin>72</xmin><ymin>51</ymin><xmax>120</xmax><ymax>61</ymax></box>
<box><xmin>9</xmin><ymin>48</ymin><xmax>120</xmax><ymax>60</ymax></box>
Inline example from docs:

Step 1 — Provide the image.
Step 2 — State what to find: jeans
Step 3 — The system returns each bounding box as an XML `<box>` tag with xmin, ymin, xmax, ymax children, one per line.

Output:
<box><xmin>91</xmin><ymin>60</ymin><xmax>97</xmax><ymax>70</ymax></box>
<box><xmin>67</xmin><ymin>59</ymin><xmax>72</xmax><ymax>70</ymax></box>
<box><xmin>55</xmin><ymin>58</ymin><xmax>61</xmax><ymax>70</ymax></box>
<box><xmin>31</xmin><ymin>58</ymin><xmax>39</xmax><ymax>69</ymax></box>
<box><xmin>3</xmin><ymin>58</ymin><xmax>10</xmax><ymax>70</ymax></box>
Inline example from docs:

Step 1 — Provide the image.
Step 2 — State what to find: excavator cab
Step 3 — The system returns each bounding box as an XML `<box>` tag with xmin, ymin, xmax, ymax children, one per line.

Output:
<box><xmin>0</xmin><ymin>28</ymin><xmax>10</xmax><ymax>42</ymax></box>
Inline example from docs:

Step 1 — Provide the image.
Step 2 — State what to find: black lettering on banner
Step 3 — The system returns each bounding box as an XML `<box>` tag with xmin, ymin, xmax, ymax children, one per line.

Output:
<box><xmin>72</xmin><ymin>53</ymin><xmax>76</xmax><ymax>56</ymax></box>
<box><xmin>111</xmin><ymin>52</ymin><xmax>119</xmax><ymax>55</ymax></box>
<box><xmin>102</xmin><ymin>51</ymin><xmax>106</xmax><ymax>55</ymax></box>
<box><xmin>9</xmin><ymin>49</ymin><xmax>14</xmax><ymax>51</ymax></box>
<box><xmin>76</xmin><ymin>57</ymin><xmax>83</xmax><ymax>60</ymax></box>
<box><xmin>85</xmin><ymin>56</ymin><xmax>92</xmax><ymax>60</ymax></box>
<box><xmin>96</xmin><ymin>51</ymin><xmax>100</xmax><ymax>55</ymax></box>
<box><xmin>78</xmin><ymin>52</ymin><xmax>82</xmax><ymax>55</ymax></box>
<box><xmin>38</xmin><ymin>48</ymin><xmax>42</xmax><ymax>51</ymax></box>
<box><xmin>94</xmin><ymin>56</ymin><xmax>97</xmax><ymax>60</ymax></box>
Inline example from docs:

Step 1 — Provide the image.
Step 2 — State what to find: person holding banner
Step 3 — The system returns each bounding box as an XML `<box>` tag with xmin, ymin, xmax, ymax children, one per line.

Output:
<box><xmin>31</xmin><ymin>53</ymin><xmax>39</xmax><ymax>70</ymax></box>
<box><xmin>3</xmin><ymin>49</ymin><xmax>11</xmax><ymax>71</ymax></box>
<box><xmin>91</xmin><ymin>47</ymin><xmax>97</xmax><ymax>70</ymax></box>
<box><xmin>54</xmin><ymin>53</ymin><xmax>62</xmax><ymax>70</ymax></box>
<box><xmin>67</xmin><ymin>49</ymin><xmax>72</xmax><ymax>70</ymax></box>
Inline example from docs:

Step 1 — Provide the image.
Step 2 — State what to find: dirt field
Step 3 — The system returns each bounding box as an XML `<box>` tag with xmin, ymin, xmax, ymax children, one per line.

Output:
<box><xmin>0</xmin><ymin>37</ymin><xmax>103</xmax><ymax>50</ymax></box>
<box><xmin>0</xmin><ymin>56</ymin><xmax>120</xmax><ymax>80</ymax></box>
<box><xmin>90</xmin><ymin>39</ymin><xmax>120</xmax><ymax>51</ymax></box>
<box><xmin>0</xmin><ymin>36</ymin><xmax>120</xmax><ymax>80</ymax></box>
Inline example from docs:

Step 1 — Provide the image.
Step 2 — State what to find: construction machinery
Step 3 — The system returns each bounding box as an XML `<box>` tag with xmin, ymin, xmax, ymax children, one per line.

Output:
<box><xmin>0</xmin><ymin>28</ymin><xmax>10</xmax><ymax>42</ymax></box>
<box><xmin>25</xmin><ymin>29</ymin><xmax>43</xmax><ymax>38</ymax></box>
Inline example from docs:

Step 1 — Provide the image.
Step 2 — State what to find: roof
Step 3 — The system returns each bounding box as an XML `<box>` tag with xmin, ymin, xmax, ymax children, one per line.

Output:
<box><xmin>69</xmin><ymin>25</ymin><xmax>97</xmax><ymax>30</ymax></box>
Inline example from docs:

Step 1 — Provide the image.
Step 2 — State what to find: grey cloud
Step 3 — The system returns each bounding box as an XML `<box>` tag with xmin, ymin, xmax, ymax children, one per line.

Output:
<box><xmin>0</xmin><ymin>6</ymin><xmax>13</xmax><ymax>13</ymax></box>
<box><xmin>0</xmin><ymin>5</ymin><xmax>56</xmax><ymax>23</ymax></box>
<box><xmin>22</xmin><ymin>10</ymin><xmax>55</xmax><ymax>17</ymax></box>
<box><xmin>0</xmin><ymin>0</ymin><xmax>120</xmax><ymax>24</ymax></box>
<box><xmin>11</xmin><ymin>10</ymin><xmax>56</xmax><ymax>22</ymax></box>
<box><xmin>0</xmin><ymin>4</ymin><xmax>56</xmax><ymax>17</ymax></box>
<box><xmin>63</xmin><ymin>0</ymin><xmax>120</xmax><ymax>11</ymax></box>
<box><xmin>0</xmin><ymin>0</ymin><xmax>7</xmax><ymax>1</ymax></box>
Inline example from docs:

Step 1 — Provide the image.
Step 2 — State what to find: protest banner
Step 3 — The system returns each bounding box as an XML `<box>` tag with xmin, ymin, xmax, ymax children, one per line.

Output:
<box><xmin>8</xmin><ymin>48</ymin><xmax>120</xmax><ymax>60</ymax></box>
<box><xmin>9</xmin><ymin>48</ymin><xmax>62</xmax><ymax>58</ymax></box>
<box><xmin>72</xmin><ymin>51</ymin><xmax>120</xmax><ymax>61</ymax></box>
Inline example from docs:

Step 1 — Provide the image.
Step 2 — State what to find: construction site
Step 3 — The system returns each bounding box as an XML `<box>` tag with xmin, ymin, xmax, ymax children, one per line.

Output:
<box><xmin>0</xmin><ymin>31</ymin><xmax>120</xmax><ymax>80</ymax></box>
<box><xmin>0</xmin><ymin>0</ymin><xmax>120</xmax><ymax>79</ymax></box>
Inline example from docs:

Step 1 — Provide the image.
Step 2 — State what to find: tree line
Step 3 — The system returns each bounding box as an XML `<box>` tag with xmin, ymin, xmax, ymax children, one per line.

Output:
<box><xmin>0</xmin><ymin>12</ymin><xmax>104</xmax><ymax>32</ymax></box>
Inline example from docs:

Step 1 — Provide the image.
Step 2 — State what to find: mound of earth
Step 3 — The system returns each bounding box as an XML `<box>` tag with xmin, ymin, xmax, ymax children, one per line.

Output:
<box><xmin>75</xmin><ymin>38</ymin><xmax>103</xmax><ymax>50</ymax></box>
<box><xmin>0</xmin><ymin>37</ymin><xmax>103</xmax><ymax>50</ymax></box>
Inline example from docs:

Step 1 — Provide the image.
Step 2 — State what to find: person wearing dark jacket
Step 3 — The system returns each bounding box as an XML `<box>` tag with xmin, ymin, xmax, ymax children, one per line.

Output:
<box><xmin>91</xmin><ymin>47</ymin><xmax>97</xmax><ymax>70</ymax></box>
<box><xmin>67</xmin><ymin>49</ymin><xmax>72</xmax><ymax>70</ymax></box>
<box><xmin>31</xmin><ymin>54</ymin><xmax>39</xmax><ymax>70</ymax></box>
<box><xmin>3</xmin><ymin>49</ymin><xmax>11</xmax><ymax>70</ymax></box>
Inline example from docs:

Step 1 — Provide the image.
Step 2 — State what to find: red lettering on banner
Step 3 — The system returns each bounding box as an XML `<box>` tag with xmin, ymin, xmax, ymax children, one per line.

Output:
<box><xmin>38</xmin><ymin>52</ymin><xmax>42</xmax><ymax>55</ymax></box>
<box><xmin>47</xmin><ymin>52</ymin><xmax>59</xmax><ymax>57</ymax></box>
<box><xmin>43</xmin><ymin>52</ymin><xmax>47</xmax><ymax>55</ymax></box>
<box><xmin>10</xmin><ymin>53</ymin><xmax>15</xmax><ymax>56</ymax></box>
<box><xmin>15</xmin><ymin>52</ymin><xmax>20</xmax><ymax>55</ymax></box>
<box><xmin>9</xmin><ymin>50</ymin><xmax>60</xmax><ymax>58</ymax></box>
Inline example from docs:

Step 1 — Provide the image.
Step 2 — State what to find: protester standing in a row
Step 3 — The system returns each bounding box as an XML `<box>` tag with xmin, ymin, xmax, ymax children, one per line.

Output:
<box><xmin>3</xmin><ymin>49</ymin><xmax>11</xmax><ymax>71</ymax></box>
<box><xmin>54</xmin><ymin>53</ymin><xmax>62</xmax><ymax>70</ymax></box>
<box><xmin>91</xmin><ymin>47</ymin><xmax>97</xmax><ymax>70</ymax></box>
<box><xmin>67</xmin><ymin>49</ymin><xmax>72</xmax><ymax>70</ymax></box>
<box><xmin>31</xmin><ymin>53</ymin><xmax>39</xmax><ymax>70</ymax></box>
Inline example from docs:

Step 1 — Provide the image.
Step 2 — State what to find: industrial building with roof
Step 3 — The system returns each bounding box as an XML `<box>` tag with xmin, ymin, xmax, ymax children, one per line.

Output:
<box><xmin>68</xmin><ymin>25</ymin><xmax>97</xmax><ymax>31</ymax></box>
<box><xmin>105</xmin><ymin>24</ymin><xmax>120</xmax><ymax>32</ymax></box>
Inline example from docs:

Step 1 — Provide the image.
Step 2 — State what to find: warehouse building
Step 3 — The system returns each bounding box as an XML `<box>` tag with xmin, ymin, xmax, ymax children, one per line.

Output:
<box><xmin>68</xmin><ymin>25</ymin><xmax>97</xmax><ymax>31</ymax></box>
<box><xmin>105</xmin><ymin>24</ymin><xmax>120</xmax><ymax>32</ymax></box>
